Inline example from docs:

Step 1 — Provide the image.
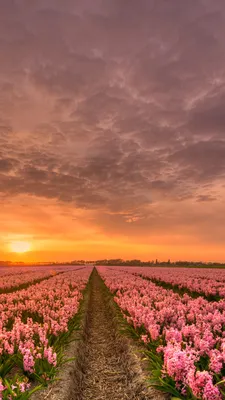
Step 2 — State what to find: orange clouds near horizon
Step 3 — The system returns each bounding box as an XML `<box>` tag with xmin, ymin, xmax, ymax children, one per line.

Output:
<box><xmin>0</xmin><ymin>195</ymin><xmax>224</xmax><ymax>263</ymax></box>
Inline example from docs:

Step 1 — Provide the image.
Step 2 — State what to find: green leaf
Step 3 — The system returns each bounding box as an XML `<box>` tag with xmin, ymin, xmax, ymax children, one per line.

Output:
<box><xmin>27</xmin><ymin>385</ymin><xmax>43</xmax><ymax>397</ymax></box>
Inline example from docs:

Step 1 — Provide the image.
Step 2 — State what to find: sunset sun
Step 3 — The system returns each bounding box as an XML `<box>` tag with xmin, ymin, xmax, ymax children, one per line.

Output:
<box><xmin>10</xmin><ymin>241</ymin><xmax>31</xmax><ymax>254</ymax></box>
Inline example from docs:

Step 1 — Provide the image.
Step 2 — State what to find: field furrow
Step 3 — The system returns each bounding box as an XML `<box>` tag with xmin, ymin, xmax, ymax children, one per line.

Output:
<box><xmin>34</xmin><ymin>268</ymin><xmax>165</xmax><ymax>400</ymax></box>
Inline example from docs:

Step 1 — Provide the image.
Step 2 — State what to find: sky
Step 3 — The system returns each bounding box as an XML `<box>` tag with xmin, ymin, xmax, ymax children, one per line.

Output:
<box><xmin>0</xmin><ymin>0</ymin><xmax>225</xmax><ymax>262</ymax></box>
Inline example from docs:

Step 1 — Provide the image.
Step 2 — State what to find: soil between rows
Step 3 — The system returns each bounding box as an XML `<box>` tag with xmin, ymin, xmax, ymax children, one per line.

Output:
<box><xmin>33</xmin><ymin>269</ymin><xmax>167</xmax><ymax>400</ymax></box>
<box><xmin>70</xmin><ymin>269</ymin><xmax>166</xmax><ymax>400</ymax></box>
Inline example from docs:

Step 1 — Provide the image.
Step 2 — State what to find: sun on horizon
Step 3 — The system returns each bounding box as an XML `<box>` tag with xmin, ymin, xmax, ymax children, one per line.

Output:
<box><xmin>9</xmin><ymin>241</ymin><xmax>32</xmax><ymax>254</ymax></box>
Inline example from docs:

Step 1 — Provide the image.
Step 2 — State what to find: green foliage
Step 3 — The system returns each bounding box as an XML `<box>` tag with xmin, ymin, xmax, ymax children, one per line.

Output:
<box><xmin>21</xmin><ymin>311</ymin><xmax>44</xmax><ymax>324</ymax></box>
<box><xmin>0</xmin><ymin>355</ymin><xmax>15</xmax><ymax>378</ymax></box>
<box><xmin>3</xmin><ymin>376</ymin><xmax>43</xmax><ymax>399</ymax></box>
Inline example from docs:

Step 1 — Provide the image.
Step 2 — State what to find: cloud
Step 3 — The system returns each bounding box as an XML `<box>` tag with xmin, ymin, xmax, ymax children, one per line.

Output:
<box><xmin>188</xmin><ymin>91</ymin><xmax>225</xmax><ymax>138</ymax></box>
<box><xmin>0</xmin><ymin>157</ymin><xmax>18</xmax><ymax>173</ymax></box>
<box><xmin>169</xmin><ymin>140</ymin><xmax>225</xmax><ymax>182</ymax></box>
<box><xmin>196</xmin><ymin>195</ymin><xmax>217</xmax><ymax>202</ymax></box>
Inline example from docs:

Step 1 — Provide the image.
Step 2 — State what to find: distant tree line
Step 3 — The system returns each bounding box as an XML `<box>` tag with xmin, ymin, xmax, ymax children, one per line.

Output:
<box><xmin>92</xmin><ymin>259</ymin><xmax>225</xmax><ymax>267</ymax></box>
<box><xmin>1</xmin><ymin>259</ymin><xmax>225</xmax><ymax>268</ymax></box>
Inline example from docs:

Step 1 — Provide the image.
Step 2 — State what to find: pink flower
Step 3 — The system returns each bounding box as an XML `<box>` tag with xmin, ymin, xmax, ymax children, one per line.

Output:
<box><xmin>209</xmin><ymin>349</ymin><xmax>223</xmax><ymax>373</ymax></box>
<box><xmin>190</xmin><ymin>371</ymin><xmax>222</xmax><ymax>400</ymax></box>
<box><xmin>141</xmin><ymin>334</ymin><xmax>149</xmax><ymax>344</ymax></box>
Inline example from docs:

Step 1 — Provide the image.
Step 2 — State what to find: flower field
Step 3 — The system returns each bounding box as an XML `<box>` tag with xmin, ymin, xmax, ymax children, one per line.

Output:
<box><xmin>0</xmin><ymin>266</ymin><xmax>76</xmax><ymax>293</ymax></box>
<box><xmin>97</xmin><ymin>266</ymin><xmax>225</xmax><ymax>400</ymax></box>
<box><xmin>1</xmin><ymin>264</ymin><xmax>225</xmax><ymax>400</ymax></box>
<box><xmin>0</xmin><ymin>266</ymin><xmax>92</xmax><ymax>399</ymax></box>
<box><xmin>125</xmin><ymin>267</ymin><xmax>225</xmax><ymax>300</ymax></box>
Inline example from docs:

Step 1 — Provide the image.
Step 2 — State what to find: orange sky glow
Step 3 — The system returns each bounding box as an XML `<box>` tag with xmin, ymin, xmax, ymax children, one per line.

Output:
<box><xmin>1</xmin><ymin>194</ymin><xmax>225</xmax><ymax>262</ymax></box>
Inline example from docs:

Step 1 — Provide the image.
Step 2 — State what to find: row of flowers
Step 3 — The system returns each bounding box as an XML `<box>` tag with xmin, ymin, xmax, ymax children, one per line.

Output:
<box><xmin>0</xmin><ymin>266</ymin><xmax>92</xmax><ymax>399</ymax></box>
<box><xmin>97</xmin><ymin>266</ymin><xmax>225</xmax><ymax>400</ymax></box>
<box><xmin>118</xmin><ymin>266</ymin><xmax>225</xmax><ymax>300</ymax></box>
<box><xmin>0</xmin><ymin>265</ymin><xmax>77</xmax><ymax>292</ymax></box>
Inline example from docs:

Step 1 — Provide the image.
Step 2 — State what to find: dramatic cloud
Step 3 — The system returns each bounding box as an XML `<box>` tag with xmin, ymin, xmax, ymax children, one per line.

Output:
<box><xmin>0</xmin><ymin>0</ymin><xmax>225</xmax><ymax>261</ymax></box>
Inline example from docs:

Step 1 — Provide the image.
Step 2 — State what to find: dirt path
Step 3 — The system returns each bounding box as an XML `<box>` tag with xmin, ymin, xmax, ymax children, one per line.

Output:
<box><xmin>70</xmin><ymin>268</ymin><xmax>163</xmax><ymax>400</ymax></box>
<box><xmin>32</xmin><ymin>269</ymin><xmax>166</xmax><ymax>400</ymax></box>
